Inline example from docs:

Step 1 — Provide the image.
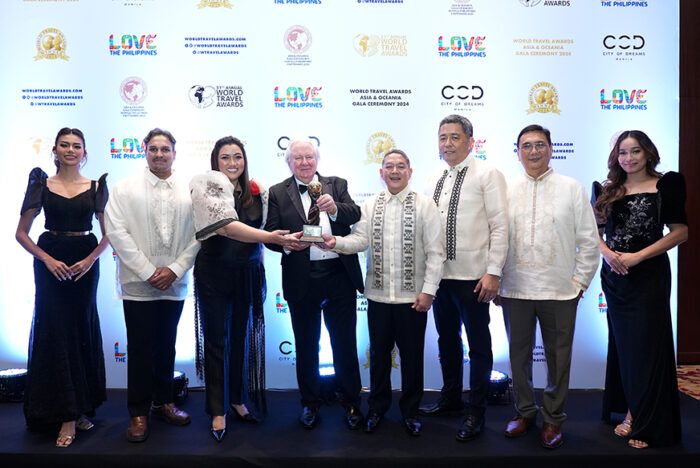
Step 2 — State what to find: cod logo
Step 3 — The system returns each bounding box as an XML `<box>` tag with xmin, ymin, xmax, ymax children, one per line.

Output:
<box><xmin>526</xmin><ymin>81</ymin><xmax>561</xmax><ymax>115</ymax></box>
<box><xmin>35</xmin><ymin>28</ymin><xmax>69</xmax><ymax>61</ymax></box>
<box><xmin>365</xmin><ymin>132</ymin><xmax>396</xmax><ymax>165</ymax></box>
<box><xmin>363</xmin><ymin>344</ymin><xmax>399</xmax><ymax>370</ymax></box>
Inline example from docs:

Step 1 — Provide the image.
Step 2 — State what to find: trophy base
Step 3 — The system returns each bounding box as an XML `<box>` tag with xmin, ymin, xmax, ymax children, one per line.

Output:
<box><xmin>300</xmin><ymin>224</ymin><xmax>323</xmax><ymax>243</ymax></box>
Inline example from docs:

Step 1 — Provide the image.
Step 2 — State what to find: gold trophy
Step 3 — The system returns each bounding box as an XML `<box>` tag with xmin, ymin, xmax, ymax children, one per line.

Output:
<box><xmin>300</xmin><ymin>181</ymin><xmax>324</xmax><ymax>242</ymax></box>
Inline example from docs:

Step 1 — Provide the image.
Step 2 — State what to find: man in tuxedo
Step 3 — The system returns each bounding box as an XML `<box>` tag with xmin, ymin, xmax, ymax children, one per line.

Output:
<box><xmin>265</xmin><ymin>137</ymin><xmax>364</xmax><ymax>430</ymax></box>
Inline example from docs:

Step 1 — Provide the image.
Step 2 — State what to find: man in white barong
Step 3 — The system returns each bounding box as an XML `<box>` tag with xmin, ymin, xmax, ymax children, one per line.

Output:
<box><xmin>498</xmin><ymin>124</ymin><xmax>600</xmax><ymax>449</ymax></box>
<box><xmin>319</xmin><ymin>149</ymin><xmax>445</xmax><ymax>437</ymax></box>
<box><xmin>105</xmin><ymin>128</ymin><xmax>200</xmax><ymax>442</ymax></box>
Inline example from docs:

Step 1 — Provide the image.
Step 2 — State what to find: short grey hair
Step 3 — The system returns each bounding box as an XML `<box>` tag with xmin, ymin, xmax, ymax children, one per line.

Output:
<box><xmin>438</xmin><ymin>114</ymin><xmax>473</xmax><ymax>137</ymax></box>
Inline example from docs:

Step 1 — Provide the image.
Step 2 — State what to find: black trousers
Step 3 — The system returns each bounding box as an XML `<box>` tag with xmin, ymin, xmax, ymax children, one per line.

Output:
<box><xmin>286</xmin><ymin>260</ymin><xmax>361</xmax><ymax>408</ymax></box>
<box><xmin>123</xmin><ymin>299</ymin><xmax>184</xmax><ymax>417</ymax></box>
<box><xmin>432</xmin><ymin>279</ymin><xmax>493</xmax><ymax>416</ymax></box>
<box><xmin>198</xmin><ymin>287</ymin><xmax>249</xmax><ymax>416</ymax></box>
<box><xmin>367</xmin><ymin>300</ymin><xmax>427</xmax><ymax>419</ymax></box>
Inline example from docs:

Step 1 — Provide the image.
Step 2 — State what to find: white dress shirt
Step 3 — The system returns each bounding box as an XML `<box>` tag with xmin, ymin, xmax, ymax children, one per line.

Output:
<box><xmin>334</xmin><ymin>186</ymin><xmax>445</xmax><ymax>304</ymax></box>
<box><xmin>295</xmin><ymin>175</ymin><xmax>339</xmax><ymax>261</ymax></box>
<box><xmin>424</xmin><ymin>154</ymin><xmax>508</xmax><ymax>280</ymax></box>
<box><xmin>105</xmin><ymin>168</ymin><xmax>200</xmax><ymax>301</ymax></box>
<box><xmin>499</xmin><ymin>168</ymin><xmax>600</xmax><ymax>301</ymax></box>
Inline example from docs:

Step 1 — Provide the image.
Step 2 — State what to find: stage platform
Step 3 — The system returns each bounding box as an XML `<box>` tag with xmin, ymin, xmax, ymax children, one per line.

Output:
<box><xmin>1</xmin><ymin>389</ymin><xmax>698</xmax><ymax>468</ymax></box>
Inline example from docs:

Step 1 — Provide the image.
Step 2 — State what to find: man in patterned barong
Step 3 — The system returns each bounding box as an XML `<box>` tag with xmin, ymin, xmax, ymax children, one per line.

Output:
<box><xmin>419</xmin><ymin>114</ymin><xmax>509</xmax><ymax>443</ymax></box>
<box><xmin>319</xmin><ymin>149</ymin><xmax>444</xmax><ymax>436</ymax></box>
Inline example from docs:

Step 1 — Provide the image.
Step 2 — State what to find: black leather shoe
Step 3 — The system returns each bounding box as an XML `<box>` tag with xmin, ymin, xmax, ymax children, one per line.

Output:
<box><xmin>233</xmin><ymin>408</ymin><xmax>261</xmax><ymax>423</ymax></box>
<box><xmin>210</xmin><ymin>428</ymin><xmax>226</xmax><ymax>442</ymax></box>
<box><xmin>418</xmin><ymin>399</ymin><xmax>464</xmax><ymax>416</ymax></box>
<box><xmin>299</xmin><ymin>406</ymin><xmax>320</xmax><ymax>429</ymax></box>
<box><xmin>456</xmin><ymin>414</ymin><xmax>485</xmax><ymax>442</ymax></box>
<box><xmin>403</xmin><ymin>418</ymin><xmax>422</xmax><ymax>437</ymax></box>
<box><xmin>364</xmin><ymin>413</ymin><xmax>382</xmax><ymax>433</ymax></box>
<box><xmin>345</xmin><ymin>406</ymin><xmax>363</xmax><ymax>430</ymax></box>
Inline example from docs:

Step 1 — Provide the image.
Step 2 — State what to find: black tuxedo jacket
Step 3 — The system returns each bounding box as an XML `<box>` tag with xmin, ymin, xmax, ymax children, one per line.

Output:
<box><xmin>265</xmin><ymin>174</ymin><xmax>364</xmax><ymax>302</ymax></box>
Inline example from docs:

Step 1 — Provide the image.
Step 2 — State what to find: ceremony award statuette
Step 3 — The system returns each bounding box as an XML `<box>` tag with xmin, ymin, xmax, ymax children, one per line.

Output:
<box><xmin>300</xmin><ymin>181</ymin><xmax>324</xmax><ymax>242</ymax></box>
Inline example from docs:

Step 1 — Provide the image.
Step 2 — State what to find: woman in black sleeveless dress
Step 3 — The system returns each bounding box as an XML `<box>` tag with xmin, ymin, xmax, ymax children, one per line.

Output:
<box><xmin>592</xmin><ymin>130</ymin><xmax>688</xmax><ymax>448</ymax></box>
<box><xmin>16</xmin><ymin>128</ymin><xmax>108</xmax><ymax>447</ymax></box>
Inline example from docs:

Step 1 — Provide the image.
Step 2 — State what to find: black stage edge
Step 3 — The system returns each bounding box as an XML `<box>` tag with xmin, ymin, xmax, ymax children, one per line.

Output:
<box><xmin>1</xmin><ymin>389</ymin><xmax>698</xmax><ymax>468</ymax></box>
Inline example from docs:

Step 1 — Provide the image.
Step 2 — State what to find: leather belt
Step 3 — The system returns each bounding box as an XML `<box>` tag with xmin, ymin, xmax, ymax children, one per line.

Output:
<box><xmin>48</xmin><ymin>230</ymin><xmax>91</xmax><ymax>236</ymax></box>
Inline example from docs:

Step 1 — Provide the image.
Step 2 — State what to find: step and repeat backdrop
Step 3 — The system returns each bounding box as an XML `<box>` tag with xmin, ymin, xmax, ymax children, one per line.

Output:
<box><xmin>0</xmin><ymin>0</ymin><xmax>678</xmax><ymax>390</ymax></box>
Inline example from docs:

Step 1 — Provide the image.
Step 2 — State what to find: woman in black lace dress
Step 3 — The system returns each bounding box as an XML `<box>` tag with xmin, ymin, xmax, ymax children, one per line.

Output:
<box><xmin>15</xmin><ymin>128</ymin><xmax>109</xmax><ymax>447</ymax></box>
<box><xmin>190</xmin><ymin>136</ymin><xmax>292</xmax><ymax>442</ymax></box>
<box><xmin>592</xmin><ymin>130</ymin><xmax>688</xmax><ymax>448</ymax></box>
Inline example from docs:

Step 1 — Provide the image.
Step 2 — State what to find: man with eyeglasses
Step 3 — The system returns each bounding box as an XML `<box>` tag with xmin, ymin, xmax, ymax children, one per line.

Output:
<box><xmin>265</xmin><ymin>137</ymin><xmax>364</xmax><ymax>431</ymax></box>
<box><xmin>105</xmin><ymin>128</ymin><xmax>200</xmax><ymax>442</ymax></box>
<box><xmin>420</xmin><ymin>114</ymin><xmax>508</xmax><ymax>442</ymax></box>
<box><xmin>497</xmin><ymin>124</ymin><xmax>599</xmax><ymax>449</ymax></box>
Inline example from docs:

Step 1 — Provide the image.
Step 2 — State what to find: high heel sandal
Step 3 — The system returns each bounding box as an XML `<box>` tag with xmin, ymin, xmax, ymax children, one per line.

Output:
<box><xmin>76</xmin><ymin>415</ymin><xmax>94</xmax><ymax>431</ymax></box>
<box><xmin>56</xmin><ymin>431</ymin><xmax>75</xmax><ymax>448</ymax></box>
<box><xmin>232</xmin><ymin>405</ymin><xmax>260</xmax><ymax>423</ymax></box>
<box><xmin>614</xmin><ymin>417</ymin><xmax>632</xmax><ymax>437</ymax></box>
<box><xmin>628</xmin><ymin>439</ymin><xmax>649</xmax><ymax>449</ymax></box>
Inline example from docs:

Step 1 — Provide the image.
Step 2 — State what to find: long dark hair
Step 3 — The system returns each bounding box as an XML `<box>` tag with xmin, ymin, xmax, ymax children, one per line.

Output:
<box><xmin>53</xmin><ymin>127</ymin><xmax>87</xmax><ymax>172</ymax></box>
<box><xmin>593</xmin><ymin>130</ymin><xmax>662</xmax><ymax>223</ymax></box>
<box><xmin>210</xmin><ymin>136</ymin><xmax>253</xmax><ymax>208</ymax></box>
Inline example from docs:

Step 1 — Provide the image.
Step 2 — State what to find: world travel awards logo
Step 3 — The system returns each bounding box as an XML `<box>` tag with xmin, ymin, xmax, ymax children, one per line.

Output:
<box><xmin>353</xmin><ymin>34</ymin><xmax>408</xmax><ymax>57</ymax></box>
<box><xmin>526</xmin><ymin>82</ymin><xmax>561</xmax><ymax>115</ymax></box>
<box><xmin>109</xmin><ymin>34</ymin><xmax>157</xmax><ymax>56</ymax></box>
<box><xmin>284</xmin><ymin>25</ymin><xmax>312</xmax><ymax>66</ymax></box>
<box><xmin>438</xmin><ymin>35</ymin><xmax>486</xmax><ymax>58</ymax></box>
<box><xmin>189</xmin><ymin>85</ymin><xmax>244</xmax><ymax>108</ymax></box>
<box><xmin>35</xmin><ymin>28</ymin><xmax>68</xmax><ymax>61</ymax></box>
<box><xmin>119</xmin><ymin>76</ymin><xmax>147</xmax><ymax>118</ymax></box>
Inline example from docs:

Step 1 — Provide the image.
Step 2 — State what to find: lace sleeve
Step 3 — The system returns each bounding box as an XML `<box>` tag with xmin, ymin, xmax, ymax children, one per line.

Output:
<box><xmin>189</xmin><ymin>171</ymin><xmax>239</xmax><ymax>241</ymax></box>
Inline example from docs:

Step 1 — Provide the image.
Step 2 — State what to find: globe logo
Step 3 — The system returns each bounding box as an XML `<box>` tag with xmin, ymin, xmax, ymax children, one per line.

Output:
<box><xmin>353</xmin><ymin>34</ymin><xmax>379</xmax><ymax>57</ymax></box>
<box><xmin>120</xmin><ymin>76</ymin><xmax>147</xmax><ymax>105</ymax></box>
<box><xmin>284</xmin><ymin>25</ymin><xmax>312</xmax><ymax>54</ymax></box>
<box><xmin>189</xmin><ymin>85</ymin><xmax>216</xmax><ymax>108</ymax></box>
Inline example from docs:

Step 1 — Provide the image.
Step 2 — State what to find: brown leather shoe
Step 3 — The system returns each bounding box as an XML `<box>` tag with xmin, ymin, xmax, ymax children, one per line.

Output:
<box><xmin>151</xmin><ymin>403</ymin><xmax>191</xmax><ymax>426</ymax></box>
<box><xmin>504</xmin><ymin>415</ymin><xmax>535</xmax><ymax>438</ymax></box>
<box><xmin>126</xmin><ymin>416</ymin><xmax>149</xmax><ymax>443</ymax></box>
<box><xmin>541</xmin><ymin>422</ymin><xmax>563</xmax><ymax>449</ymax></box>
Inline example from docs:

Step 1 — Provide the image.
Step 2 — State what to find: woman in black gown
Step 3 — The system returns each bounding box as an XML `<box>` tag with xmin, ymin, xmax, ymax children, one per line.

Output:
<box><xmin>190</xmin><ymin>136</ymin><xmax>292</xmax><ymax>442</ymax></box>
<box><xmin>15</xmin><ymin>128</ymin><xmax>109</xmax><ymax>447</ymax></box>
<box><xmin>592</xmin><ymin>130</ymin><xmax>688</xmax><ymax>449</ymax></box>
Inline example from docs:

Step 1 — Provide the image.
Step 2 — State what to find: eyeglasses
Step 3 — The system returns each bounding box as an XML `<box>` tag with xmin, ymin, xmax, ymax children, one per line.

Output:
<box><xmin>519</xmin><ymin>142</ymin><xmax>548</xmax><ymax>152</ymax></box>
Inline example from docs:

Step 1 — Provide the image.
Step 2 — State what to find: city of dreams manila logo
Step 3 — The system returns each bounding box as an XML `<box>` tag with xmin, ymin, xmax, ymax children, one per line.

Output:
<box><xmin>526</xmin><ymin>82</ymin><xmax>561</xmax><ymax>114</ymax></box>
<box><xmin>35</xmin><ymin>28</ymin><xmax>68</xmax><ymax>61</ymax></box>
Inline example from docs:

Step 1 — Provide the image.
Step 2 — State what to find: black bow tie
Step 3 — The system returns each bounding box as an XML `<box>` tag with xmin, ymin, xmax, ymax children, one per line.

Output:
<box><xmin>298</xmin><ymin>184</ymin><xmax>308</xmax><ymax>194</ymax></box>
